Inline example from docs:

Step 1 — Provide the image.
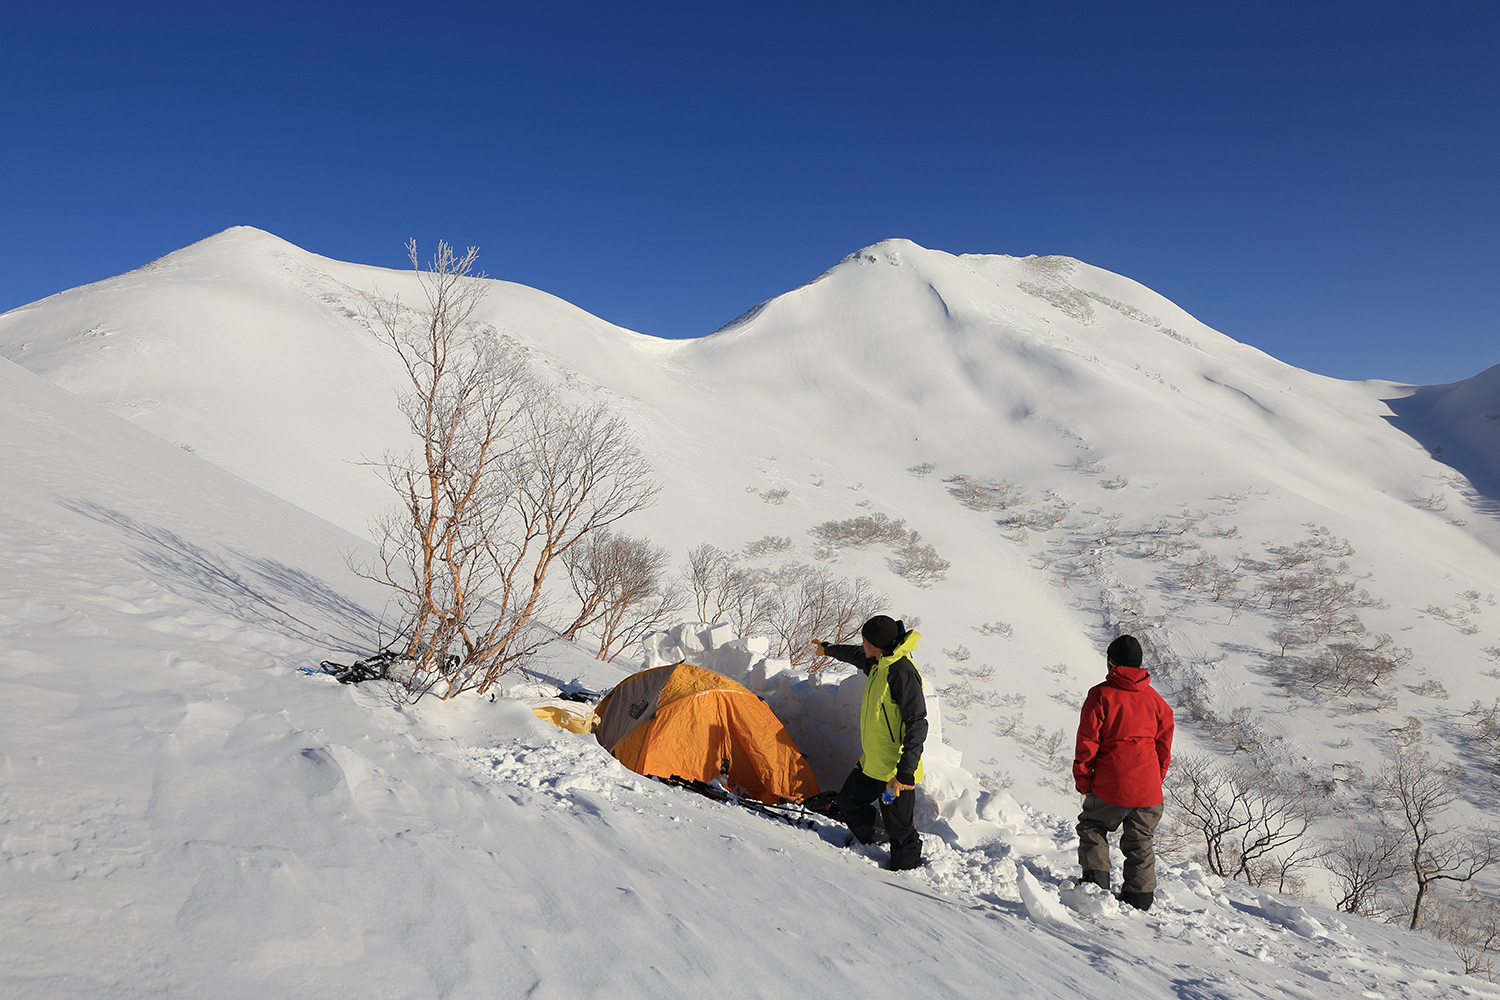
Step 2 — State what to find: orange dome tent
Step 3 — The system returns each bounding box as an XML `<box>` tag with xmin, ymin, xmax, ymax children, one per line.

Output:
<box><xmin>594</xmin><ymin>663</ymin><xmax>821</xmax><ymax>805</ymax></box>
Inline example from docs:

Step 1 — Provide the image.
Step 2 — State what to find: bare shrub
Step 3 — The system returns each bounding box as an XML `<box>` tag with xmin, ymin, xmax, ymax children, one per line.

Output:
<box><xmin>685</xmin><ymin>546</ymin><xmax>887</xmax><ymax>668</ymax></box>
<box><xmin>355</xmin><ymin>240</ymin><xmax>658</xmax><ymax>701</ymax></box>
<box><xmin>943</xmin><ymin>474</ymin><xmax>1027</xmax><ymax>511</ymax></box>
<box><xmin>1415</xmin><ymin>679</ymin><xmax>1449</xmax><ymax>700</ymax></box>
<box><xmin>1072</xmin><ymin>454</ymin><xmax>1102</xmax><ymax>475</ymax></box>
<box><xmin>1205</xmin><ymin>706</ymin><xmax>1267</xmax><ymax>755</ymax></box>
<box><xmin>897</xmin><ymin>534</ymin><xmax>950</xmax><ymax>586</ymax></box>
<box><xmin>992</xmin><ymin>714</ymin><xmax>1024</xmax><ymax>738</ymax></box>
<box><xmin>1178</xmin><ymin>552</ymin><xmax>1248</xmax><ymax>605</ymax></box>
<box><xmin>763</xmin><ymin>488</ymin><xmax>790</xmax><ymax>505</ymax></box>
<box><xmin>811</xmin><ymin>512</ymin><xmax>909</xmax><ymax>549</ymax></box>
<box><xmin>1252</xmin><ymin>528</ymin><xmax>1404</xmax><ymax>699</ymax></box>
<box><xmin>946</xmin><ymin>644</ymin><xmax>972</xmax><ymax>662</ymax></box>
<box><xmin>1167</xmin><ymin>752</ymin><xmax>1330</xmax><ymax>895</ymax></box>
<box><xmin>1302</xmin><ymin>635</ymin><xmax>1410</xmax><ymax>696</ymax></box>
<box><xmin>1386</xmin><ymin>743</ymin><xmax>1500</xmax><ymax>929</ymax></box>
<box><xmin>1428</xmin><ymin>892</ymin><xmax>1500</xmax><ymax>980</ymax></box>
<box><xmin>941</xmin><ymin>679</ymin><xmax>977</xmax><ymax>710</ymax></box>
<box><xmin>764</xmin><ymin>564</ymin><xmax>888</xmax><ymax>669</ymax></box>
<box><xmin>561</xmin><ymin>530</ymin><xmax>685</xmax><ymax>661</ymax></box>
<box><xmin>1326</xmin><ymin>817</ymin><xmax>1407</xmax><ymax>917</ymax></box>
<box><xmin>1009</xmin><ymin>503</ymin><xmax>1070</xmax><ymax>532</ymax></box>
<box><xmin>744</xmin><ymin>535</ymin><xmax>793</xmax><ymax>558</ymax></box>
<box><xmin>1039</xmin><ymin>727</ymin><xmax>1069</xmax><ymax>771</ymax></box>
<box><xmin>978</xmin><ymin>621</ymin><xmax>1013</xmax><ymax>638</ymax></box>
<box><xmin>908</xmin><ymin>462</ymin><xmax>936</xmax><ymax>478</ymax></box>
<box><xmin>683</xmin><ymin>543</ymin><xmax>775</xmax><ymax>637</ymax></box>
<box><xmin>1467</xmin><ymin>698</ymin><xmax>1500</xmax><ymax>757</ymax></box>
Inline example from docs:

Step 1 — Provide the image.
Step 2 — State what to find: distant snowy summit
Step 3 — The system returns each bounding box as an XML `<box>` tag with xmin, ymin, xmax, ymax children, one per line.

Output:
<box><xmin>0</xmin><ymin>225</ymin><xmax>1496</xmax><ymax>543</ymax></box>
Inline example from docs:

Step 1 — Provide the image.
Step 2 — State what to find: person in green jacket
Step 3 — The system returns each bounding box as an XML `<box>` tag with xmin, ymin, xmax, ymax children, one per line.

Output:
<box><xmin>813</xmin><ymin>615</ymin><xmax>927</xmax><ymax>871</ymax></box>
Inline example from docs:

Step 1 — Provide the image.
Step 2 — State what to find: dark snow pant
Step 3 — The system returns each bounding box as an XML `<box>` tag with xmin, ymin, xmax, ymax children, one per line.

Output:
<box><xmin>1077</xmin><ymin>794</ymin><xmax>1164</xmax><ymax>893</ymax></box>
<box><xmin>837</xmin><ymin>766</ymin><xmax>921</xmax><ymax>868</ymax></box>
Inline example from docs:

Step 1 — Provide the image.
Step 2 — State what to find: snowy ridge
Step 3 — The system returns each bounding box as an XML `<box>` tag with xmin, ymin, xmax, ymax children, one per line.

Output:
<box><xmin>3</xmin><ymin>229</ymin><xmax>1500</xmax><ymax>997</ymax></box>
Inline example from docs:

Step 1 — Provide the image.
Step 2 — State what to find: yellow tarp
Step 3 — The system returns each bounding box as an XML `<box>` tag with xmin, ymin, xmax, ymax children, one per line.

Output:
<box><xmin>531</xmin><ymin>704</ymin><xmax>598</xmax><ymax>734</ymax></box>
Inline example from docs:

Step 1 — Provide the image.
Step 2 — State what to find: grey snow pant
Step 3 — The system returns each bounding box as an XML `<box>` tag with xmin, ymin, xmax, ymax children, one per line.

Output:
<box><xmin>1077</xmin><ymin>793</ymin><xmax>1164</xmax><ymax>893</ymax></box>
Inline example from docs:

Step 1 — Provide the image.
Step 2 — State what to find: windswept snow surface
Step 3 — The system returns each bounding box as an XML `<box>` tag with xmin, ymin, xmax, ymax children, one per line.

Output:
<box><xmin>4</xmin><ymin>229</ymin><xmax>1500</xmax><ymax>997</ymax></box>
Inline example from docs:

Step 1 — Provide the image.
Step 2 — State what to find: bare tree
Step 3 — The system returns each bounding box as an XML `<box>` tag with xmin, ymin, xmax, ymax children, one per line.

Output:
<box><xmin>683</xmin><ymin>543</ymin><xmax>775</xmax><ymax>637</ymax></box>
<box><xmin>1168</xmin><ymin>752</ymin><xmax>1329</xmax><ymax>895</ymax></box>
<box><xmin>1325</xmin><ymin>819</ymin><xmax>1408</xmax><ymax>917</ymax></box>
<box><xmin>761</xmin><ymin>563</ymin><xmax>887</xmax><ymax>668</ymax></box>
<box><xmin>1428</xmin><ymin>891</ymin><xmax>1500</xmax><ymax>981</ymax></box>
<box><xmin>1385</xmin><ymin>744</ymin><xmax>1500</xmax><ymax>930</ymax></box>
<box><xmin>683</xmin><ymin>544</ymin><xmax>887</xmax><ymax>668</ymax></box>
<box><xmin>356</xmin><ymin>240</ymin><xmax>659</xmax><ymax>700</ymax></box>
<box><xmin>560</xmin><ymin>529</ymin><xmax>684</xmax><ymax>661</ymax></box>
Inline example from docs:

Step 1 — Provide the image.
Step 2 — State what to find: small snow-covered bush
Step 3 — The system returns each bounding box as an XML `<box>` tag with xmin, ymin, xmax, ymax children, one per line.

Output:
<box><xmin>942</xmin><ymin>474</ymin><xmax>1027</xmax><ymax>511</ymax></box>
<box><xmin>897</xmin><ymin>536</ymin><xmax>951</xmax><ymax>587</ymax></box>
<box><xmin>811</xmin><ymin>511</ymin><xmax>909</xmax><ymax>549</ymax></box>
<box><xmin>745</xmin><ymin>535</ymin><xmax>793</xmax><ymax>558</ymax></box>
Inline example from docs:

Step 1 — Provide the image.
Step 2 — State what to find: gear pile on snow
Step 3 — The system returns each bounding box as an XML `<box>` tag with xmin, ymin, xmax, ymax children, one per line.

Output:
<box><xmin>312</xmin><ymin>651</ymin><xmax>406</xmax><ymax>684</ymax></box>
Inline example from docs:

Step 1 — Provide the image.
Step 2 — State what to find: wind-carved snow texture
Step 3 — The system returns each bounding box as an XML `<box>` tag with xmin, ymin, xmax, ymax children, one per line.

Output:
<box><xmin>4</xmin><ymin>227</ymin><xmax>1500</xmax><ymax>997</ymax></box>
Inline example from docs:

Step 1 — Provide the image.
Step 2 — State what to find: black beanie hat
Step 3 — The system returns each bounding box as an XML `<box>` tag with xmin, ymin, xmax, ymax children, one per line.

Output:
<box><xmin>861</xmin><ymin>615</ymin><xmax>904</xmax><ymax>654</ymax></box>
<box><xmin>1107</xmin><ymin>634</ymin><xmax>1143</xmax><ymax>669</ymax></box>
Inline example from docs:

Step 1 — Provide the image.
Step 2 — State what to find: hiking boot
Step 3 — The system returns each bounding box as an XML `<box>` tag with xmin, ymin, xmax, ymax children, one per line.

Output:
<box><xmin>1078</xmin><ymin>870</ymin><xmax>1110</xmax><ymax>891</ymax></box>
<box><xmin>803</xmin><ymin>791</ymin><xmax>843</xmax><ymax>822</ymax></box>
<box><xmin>844</xmin><ymin>826</ymin><xmax>889</xmax><ymax>848</ymax></box>
<box><xmin>887</xmin><ymin>852</ymin><xmax>923</xmax><ymax>871</ymax></box>
<box><xmin>1119</xmin><ymin>890</ymin><xmax>1154</xmax><ymax>911</ymax></box>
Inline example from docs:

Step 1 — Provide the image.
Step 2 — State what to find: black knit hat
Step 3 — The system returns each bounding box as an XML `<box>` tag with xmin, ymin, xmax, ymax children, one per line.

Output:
<box><xmin>1107</xmin><ymin>634</ymin><xmax>1143</xmax><ymax>669</ymax></box>
<box><xmin>861</xmin><ymin>615</ymin><xmax>904</xmax><ymax>654</ymax></box>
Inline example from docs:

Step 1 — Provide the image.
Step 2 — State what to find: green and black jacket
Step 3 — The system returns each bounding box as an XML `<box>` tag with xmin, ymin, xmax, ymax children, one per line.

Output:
<box><xmin>823</xmin><ymin>631</ymin><xmax>928</xmax><ymax>785</ymax></box>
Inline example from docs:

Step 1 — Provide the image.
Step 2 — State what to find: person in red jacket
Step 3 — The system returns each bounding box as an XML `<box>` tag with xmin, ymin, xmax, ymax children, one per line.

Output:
<box><xmin>1072</xmin><ymin>634</ymin><xmax>1174</xmax><ymax>911</ymax></box>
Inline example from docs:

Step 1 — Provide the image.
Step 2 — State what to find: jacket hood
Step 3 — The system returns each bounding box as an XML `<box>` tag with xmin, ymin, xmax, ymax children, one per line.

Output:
<box><xmin>883</xmin><ymin>629</ymin><xmax>921</xmax><ymax>663</ymax></box>
<box><xmin>1105</xmin><ymin>665</ymin><xmax>1152</xmax><ymax>692</ymax></box>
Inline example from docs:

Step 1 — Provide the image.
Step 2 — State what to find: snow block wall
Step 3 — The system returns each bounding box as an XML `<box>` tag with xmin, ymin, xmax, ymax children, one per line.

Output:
<box><xmin>638</xmin><ymin>621</ymin><xmax>1027</xmax><ymax>848</ymax></box>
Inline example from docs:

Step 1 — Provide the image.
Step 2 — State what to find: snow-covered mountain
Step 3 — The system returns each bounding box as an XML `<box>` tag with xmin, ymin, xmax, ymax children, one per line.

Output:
<box><xmin>3</xmin><ymin>226</ymin><xmax>1499</xmax><ymax>998</ymax></box>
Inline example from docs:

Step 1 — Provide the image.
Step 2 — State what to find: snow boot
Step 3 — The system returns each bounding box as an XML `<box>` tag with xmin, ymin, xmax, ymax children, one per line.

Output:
<box><xmin>1119</xmin><ymin>890</ymin><xmax>1153</xmax><ymax>911</ymax></box>
<box><xmin>1079</xmin><ymin>869</ymin><xmax>1110</xmax><ymax>891</ymax></box>
<box><xmin>844</xmin><ymin>825</ymin><xmax>890</xmax><ymax>848</ymax></box>
<box><xmin>887</xmin><ymin>850</ymin><xmax>922</xmax><ymax>871</ymax></box>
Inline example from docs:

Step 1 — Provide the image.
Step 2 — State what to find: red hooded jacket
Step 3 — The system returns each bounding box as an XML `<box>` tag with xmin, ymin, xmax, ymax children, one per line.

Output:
<box><xmin>1072</xmin><ymin>665</ymin><xmax>1174</xmax><ymax>808</ymax></box>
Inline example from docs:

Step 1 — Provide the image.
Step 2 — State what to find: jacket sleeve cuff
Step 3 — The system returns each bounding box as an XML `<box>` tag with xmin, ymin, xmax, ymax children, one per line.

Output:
<box><xmin>897</xmin><ymin>771</ymin><xmax>916</xmax><ymax>786</ymax></box>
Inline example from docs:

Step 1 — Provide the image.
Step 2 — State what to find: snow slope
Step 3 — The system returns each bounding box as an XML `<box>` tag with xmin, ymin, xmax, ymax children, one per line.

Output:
<box><xmin>3</xmin><ymin>229</ymin><xmax>1500</xmax><ymax>997</ymax></box>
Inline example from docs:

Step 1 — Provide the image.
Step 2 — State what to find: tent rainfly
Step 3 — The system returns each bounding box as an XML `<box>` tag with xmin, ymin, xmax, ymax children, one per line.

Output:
<box><xmin>594</xmin><ymin>663</ymin><xmax>821</xmax><ymax>805</ymax></box>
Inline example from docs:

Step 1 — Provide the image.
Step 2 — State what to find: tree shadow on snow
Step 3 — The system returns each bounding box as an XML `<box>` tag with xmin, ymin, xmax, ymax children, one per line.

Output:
<box><xmin>62</xmin><ymin>498</ymin><xmax>382</xmax><ymax>655</ymax></box>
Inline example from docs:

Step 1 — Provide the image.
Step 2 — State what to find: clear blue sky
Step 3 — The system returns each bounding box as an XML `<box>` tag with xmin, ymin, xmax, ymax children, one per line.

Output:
<box><xmin>4</xmin><ymin>2</ymin><xmax>1496</xmax><ymax>385</ymax></box>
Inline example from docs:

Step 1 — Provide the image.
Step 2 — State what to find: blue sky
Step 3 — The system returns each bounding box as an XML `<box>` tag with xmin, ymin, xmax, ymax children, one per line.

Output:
<box><xmin>3</xmin><ymin>2</ymin><xmax>1496</xmax><ymax>384</ymax></box>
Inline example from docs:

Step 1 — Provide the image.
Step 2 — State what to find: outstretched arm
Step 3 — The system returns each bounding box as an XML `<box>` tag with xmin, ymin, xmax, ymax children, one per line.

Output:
<box><xmin>816</xmin><ymin>641</ymin><xmax>872</xmax><ymax>673</ymax></box>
